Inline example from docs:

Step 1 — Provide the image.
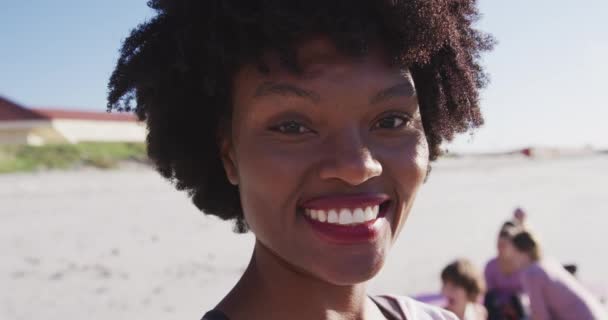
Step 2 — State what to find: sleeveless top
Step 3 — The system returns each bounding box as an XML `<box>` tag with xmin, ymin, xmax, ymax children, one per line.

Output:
<box><xmin>201</xmin><ymin>295</ymin><xmax>458</xmax><ymax>320</ymax></box>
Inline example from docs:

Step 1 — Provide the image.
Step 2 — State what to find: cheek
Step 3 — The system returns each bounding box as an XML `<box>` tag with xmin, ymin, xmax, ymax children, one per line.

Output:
<box><xmin>232</xmin><ymin>137</ymin><xmax>312</xmax><ymax>235</ymax></box>
<box><xmin>441</xmin><ymin>285</ymin><xmax>450</xmax><ymax>297</ymax></box>
<box><xmin>455</xmin><ymin>288</ymin><xmax>468</xmax><ymax>302</ymax></box>
<box><xmin>503</xmin><ymin>244</ymin><xmax>515</xmax><ymax>256</ymax></box>
<box><xmin>382</xmin><ymin>131</ymin><xmax>428</xmax><ymax>234</ymax></box>
<box><xmin>382</xmin><ymin>130</ymin><xmax>428</xmax><ymax>184</ymax></box>
<box><xmin>498</xmin><ymin>239</ymin><xmax>505</xmax><ymax>249</ymax></box>
<box><xmin>414</xmin><ymin>131</ymin><xmax>430</xmax><ymax>174</ymax></box>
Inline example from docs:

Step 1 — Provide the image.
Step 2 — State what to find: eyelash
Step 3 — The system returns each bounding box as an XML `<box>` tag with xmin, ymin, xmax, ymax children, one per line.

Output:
<box><xmin>372</xmin><ymin>113</ymin><xmax>412</xmax><ymax>130</ymax></box>
<box><xmin>269</xmin><ymin>113</ymin><xmax>412</xmax><ymax>135</ymax></box>
<box><xmin>269</xmin><ymin>120</ymin><xmax>313</xmax><ymax>135</ymax></box>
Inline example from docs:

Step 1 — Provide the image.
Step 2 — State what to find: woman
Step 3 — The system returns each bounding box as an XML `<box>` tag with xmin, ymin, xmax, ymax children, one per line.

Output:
<box><xmin>485</xmin><ymin>209</ymin><xmax>528</xmax><ymax>299</ymax></box>
<box><xmin>484</xmin><ymin>219</ymin><xmax>526</xmax><ymax>319</ymax></box>
<box><xmin>107</xmin><ymin>1</ymin><xmax>493</xmax><ymax>319</ymax></box>
<box><xmin>441</xmin><ymin>259</ymin><xmax>488</xmax><ymax>320</ymax></box>
<box><xmin>504</xmin><ymin>229</ymin><xmax>607</xmax><ymax>320</ymax></box>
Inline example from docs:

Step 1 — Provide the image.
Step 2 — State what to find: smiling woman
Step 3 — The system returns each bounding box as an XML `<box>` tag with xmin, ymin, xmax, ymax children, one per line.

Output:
<box><xmin>107</xmin><ymin>1</ymin><xmax>493</xmax><ymax>319</ymax></box>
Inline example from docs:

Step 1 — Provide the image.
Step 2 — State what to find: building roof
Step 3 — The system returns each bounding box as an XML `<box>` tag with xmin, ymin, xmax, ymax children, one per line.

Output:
<box><xmin>0</xmin><ymin>96</ymin><xmax>138</xmax><ymax>122</ymax></box>
<box><xmin>0</xmin><ymin>96</ymin><xmax>46</xmax><ymax>121</ymax></box>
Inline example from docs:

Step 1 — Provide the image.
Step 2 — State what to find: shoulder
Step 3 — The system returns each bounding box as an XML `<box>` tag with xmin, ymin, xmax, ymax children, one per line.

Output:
<box><xmin>521</xmin><ymin>262</ymin><xmax>550</xmax><ymax>286</ymax></box>
<box><xmin>484</xmin><ymin>258</ymin><xmax>498</xmax><ymax>275</ymax></box>
<box><xmin>484</xmin><ymin>258</ymin><xmax>499</xmax><ymax>282</ymax></box>
<box><xmin>485</xmin><ymin>257</ymin><xmax>498</xmax><ymax>268</ymax></box>
<box><xmin>374</xmin><ymin>295</ymin><xmax>458</xmax><ymax>320</ymax></box>
<box><xmin>523</xmin><ymin>262</ymin><xmax>547</xmax><ymax>277</ymax></box>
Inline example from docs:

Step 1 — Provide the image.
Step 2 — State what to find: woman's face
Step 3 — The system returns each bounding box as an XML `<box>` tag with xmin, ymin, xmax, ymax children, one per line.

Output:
<box><xmin>497</xmin><ymin>235</ymin><xmax>510</xmax><ymax>257</ymax></box>
<box><xmin>500</xmin><ymin>239</ymin><xmax>524</xmax><ymax>271</ymax></box>
<box><xmin>222</xmin><ymin>38</ymin><xmax>429</xmax><ymax>285</ymax></box>
<box><xmin>497</xmin><ymin>236</ymin><xmax>516</xmax><ymax>274</ymax></box>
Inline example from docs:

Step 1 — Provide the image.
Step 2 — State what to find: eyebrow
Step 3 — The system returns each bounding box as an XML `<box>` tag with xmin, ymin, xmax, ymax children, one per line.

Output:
<box><xmin>254</xmin><ymin>81</ymin><xmax>320</xmax><ymax>103</ymax></box>
<box><xmin>369</xmin><ymin>82</ymin><xmax>416</xmax><ymax>105</ymax></box>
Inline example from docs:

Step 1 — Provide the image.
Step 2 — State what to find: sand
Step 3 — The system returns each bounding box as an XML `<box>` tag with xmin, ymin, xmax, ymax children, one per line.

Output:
<box><xmin>1</xmin><ymin>154</ymin><xmax>607</xmax><ymax>320</ymax></box>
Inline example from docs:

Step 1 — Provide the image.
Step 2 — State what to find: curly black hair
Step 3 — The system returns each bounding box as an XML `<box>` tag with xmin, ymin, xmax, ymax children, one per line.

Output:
<box><xmin>107</xmin><ymin>0</ymin><xmax>494</xmax><ymax>232</ymax></box>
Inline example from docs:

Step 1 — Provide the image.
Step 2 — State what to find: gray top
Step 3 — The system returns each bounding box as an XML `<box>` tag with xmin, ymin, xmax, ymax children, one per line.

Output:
<box><xmin>202</xmin><ymin>295</ymin><xmax>457</xmax><ymax>320</ymax></box>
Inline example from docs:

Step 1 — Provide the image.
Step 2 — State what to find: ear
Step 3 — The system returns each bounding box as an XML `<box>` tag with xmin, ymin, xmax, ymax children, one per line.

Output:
<box><xmin>219</xmin><ymin>133</ymin><xmax>239</xmax><ymax>186</ymax></box>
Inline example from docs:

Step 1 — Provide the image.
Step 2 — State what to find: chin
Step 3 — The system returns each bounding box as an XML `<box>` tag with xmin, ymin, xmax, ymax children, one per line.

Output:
<box><xmin>316</xmin><ymin>253</ymin><xmax>386</xmax><ymax>286</ymax></box>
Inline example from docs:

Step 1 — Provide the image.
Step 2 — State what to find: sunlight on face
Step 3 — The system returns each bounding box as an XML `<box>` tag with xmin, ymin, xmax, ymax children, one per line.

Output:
<box><xmin>222</xmin><ymin>37</ymin><xmax>429</xmax><ymax>285</ymax></box>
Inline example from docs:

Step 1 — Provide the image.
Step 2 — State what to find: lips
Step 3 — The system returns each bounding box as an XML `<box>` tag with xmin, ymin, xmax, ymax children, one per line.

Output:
<box><xmin>299</xmin><ymin>193</ymin><xmax>391</xmax><ymax>243</ymax></box>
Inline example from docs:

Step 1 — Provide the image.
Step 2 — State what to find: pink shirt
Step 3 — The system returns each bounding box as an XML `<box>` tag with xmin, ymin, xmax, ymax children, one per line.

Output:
<box><xmin>484</xmin><ymin>257</ymin><xmax>523</xmax><ymax>301</ymax></box>
<box><xmin>521</xmin><ymin>258</ymin><xmax>608</xmax><ymax>320</ymax></box>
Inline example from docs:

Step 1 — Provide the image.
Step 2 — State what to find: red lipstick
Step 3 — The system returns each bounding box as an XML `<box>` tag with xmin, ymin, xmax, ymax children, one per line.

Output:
<box><xmin>300</xmin><ymin>193</ymin><xmax>390</xmax><ymax>244</ymax></box>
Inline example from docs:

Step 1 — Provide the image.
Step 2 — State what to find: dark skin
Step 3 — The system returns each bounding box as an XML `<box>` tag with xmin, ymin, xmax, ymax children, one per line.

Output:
<box><xmin>219</xmin><ymin>37</ymin><xmax>429</xmax><ymax>320</ymax></box>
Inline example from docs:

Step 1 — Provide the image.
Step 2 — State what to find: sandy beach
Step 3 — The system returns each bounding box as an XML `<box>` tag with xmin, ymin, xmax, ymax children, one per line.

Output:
<box><xmin>1</xmin><ymin>154</ymin><xmax>607</xmax><ymax>320</ymax></box>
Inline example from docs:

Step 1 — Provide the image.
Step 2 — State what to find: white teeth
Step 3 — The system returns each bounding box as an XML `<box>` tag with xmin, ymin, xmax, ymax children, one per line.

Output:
<box><xmin>338</xmin><ymin>209</ymin><xmax>353</xmax><ymax>225</ymax></box>
<box><xmin>353</xmin><ymin>208</ymin><xmax>365</xmax><ymax>223</ymax></box>
<box><xmin>305</xmin><ymin>204</ymin><xmax>384</xmax><ymax>225</ymax></box>
<box><xmin>327</xmin><ymin>210</ymin><xmax>339</xmax><ymax>223</ymax></box>
<box><xmin>317</xmin><ymin>210</ymin><xmax>327</xmax><ymax>222</ymax></box>
<box><xmin>364</xmin><ymin>206</ymin><xmax>375</xmax><ymax>221</ymax></box>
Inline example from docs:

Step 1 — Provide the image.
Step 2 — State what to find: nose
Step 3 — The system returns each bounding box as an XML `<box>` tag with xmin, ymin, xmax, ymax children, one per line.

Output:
<box><xmin>318</xmin><ymin>131</ymin><xmax>382</xmax><ymax>185</ymax></box>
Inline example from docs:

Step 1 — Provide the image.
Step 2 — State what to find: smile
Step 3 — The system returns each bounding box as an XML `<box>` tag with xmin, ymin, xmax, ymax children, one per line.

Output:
<box><xmin>304</xmin><ymin>206</ymin><xmax>379</xmax><ymax>225</ymax></box>
<box><xmin>300</xmin><ymin>193</ymin><xmax>391</xmax><ymax>230</ymax></box>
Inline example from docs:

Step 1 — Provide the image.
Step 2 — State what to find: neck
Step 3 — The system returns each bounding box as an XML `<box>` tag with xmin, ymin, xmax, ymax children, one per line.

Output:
<box><xmin>217</xmin><ymin>240</ymin><xmax>381</xmax><ymax>320</ymax></box>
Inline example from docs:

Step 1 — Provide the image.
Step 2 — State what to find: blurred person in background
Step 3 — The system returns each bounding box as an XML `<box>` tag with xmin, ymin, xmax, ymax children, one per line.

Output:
<box><xmin>504</xmin><ymin>229</ymin><xmax>607</xmax><ymax>320</ymax></box>
<box><xmin>441</xmin><ymin>259</ymin><xmax>488</xmax><ymax>320</ymax></box>
<box><xmin>484</xmin><ymin>210</ymin><xmax>527</xmax><ymax>319</ymax></box>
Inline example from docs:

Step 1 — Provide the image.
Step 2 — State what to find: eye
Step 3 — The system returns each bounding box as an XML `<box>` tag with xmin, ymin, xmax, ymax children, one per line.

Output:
<box><xmin>269</xmin><ymin>120</ymin><xmax>312</xmax><ymax>135</ymax></box>
<box><xmin>373</xmin><ymin>114</ymin><xmax>410</xmax><ymax>130</ymax></box>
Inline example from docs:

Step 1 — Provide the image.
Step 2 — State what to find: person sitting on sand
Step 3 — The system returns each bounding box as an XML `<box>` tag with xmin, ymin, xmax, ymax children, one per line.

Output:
<box><xmin>107</xmin><ymin>0</ymin><xmax>494</xmax><ymax>319</ymax></box>
<box><xmin>503</xmin><ymin>229</ymin><xmax>607</xmax><ymax>320</ymax></box>
<box><xmin>441</xmin><ymin>259</ymin><xmax>488</xmax><ymax>320</ymax></box>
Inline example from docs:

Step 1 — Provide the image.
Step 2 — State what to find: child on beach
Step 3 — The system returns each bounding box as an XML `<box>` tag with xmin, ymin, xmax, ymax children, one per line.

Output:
<box><xmin>441</xmin><ymin>259</ymin><xmax>488</xmax><ymax>320</ymax></box>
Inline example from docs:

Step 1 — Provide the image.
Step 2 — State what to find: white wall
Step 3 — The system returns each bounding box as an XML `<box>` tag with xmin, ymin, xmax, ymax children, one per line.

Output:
<box><xmin>50</xmin><ymin>119</ymin><xmax>146</xmax><ymax>143</ymax></box>
<box><xmin>0</xmin><ymin>119</ymin><xmax>146</xmax><ymax>145</ymax></box>
<box><xmin>0</xmin><ymin>120</ymin><xmax>60</xmax><ymax>145</ymax></box>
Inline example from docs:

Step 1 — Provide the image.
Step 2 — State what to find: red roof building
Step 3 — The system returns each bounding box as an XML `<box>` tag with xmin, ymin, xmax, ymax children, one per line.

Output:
<box><xmin>0</xmin><ymin>96</ymin><xmax>145</xmax><ymax>145</ymax></box>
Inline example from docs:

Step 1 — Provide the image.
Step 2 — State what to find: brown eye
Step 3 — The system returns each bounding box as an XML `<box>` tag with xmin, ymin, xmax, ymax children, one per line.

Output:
<box><xmin>270</xmin><ymin>120</ymin><xmax>312</xmax><ymax>134</ymax></box>
<box><xmin>374</xmin><ymin>115</ymin><xmax>408</xmax><ymax>129</ymax></box>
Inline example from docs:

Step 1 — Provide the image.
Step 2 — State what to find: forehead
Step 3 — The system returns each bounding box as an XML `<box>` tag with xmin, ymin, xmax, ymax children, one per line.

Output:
<box><xmin>232</xmin><ymin>37</ymin><xmax>414</xmax><ymax>97</ymax></box>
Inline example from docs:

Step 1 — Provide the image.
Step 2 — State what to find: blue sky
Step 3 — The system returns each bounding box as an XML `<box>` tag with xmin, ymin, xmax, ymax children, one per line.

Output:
<box><xmin>1</xmin><ymin>0</ymin><xmax>606</xmax><ymax>152</ymax></box>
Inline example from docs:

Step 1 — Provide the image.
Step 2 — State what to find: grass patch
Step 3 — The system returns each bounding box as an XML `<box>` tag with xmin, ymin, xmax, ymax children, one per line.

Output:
<box><xmin>0</xmin><ymin>142</ymin><xmax>147</xmax><ymax>174</ymax></box>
